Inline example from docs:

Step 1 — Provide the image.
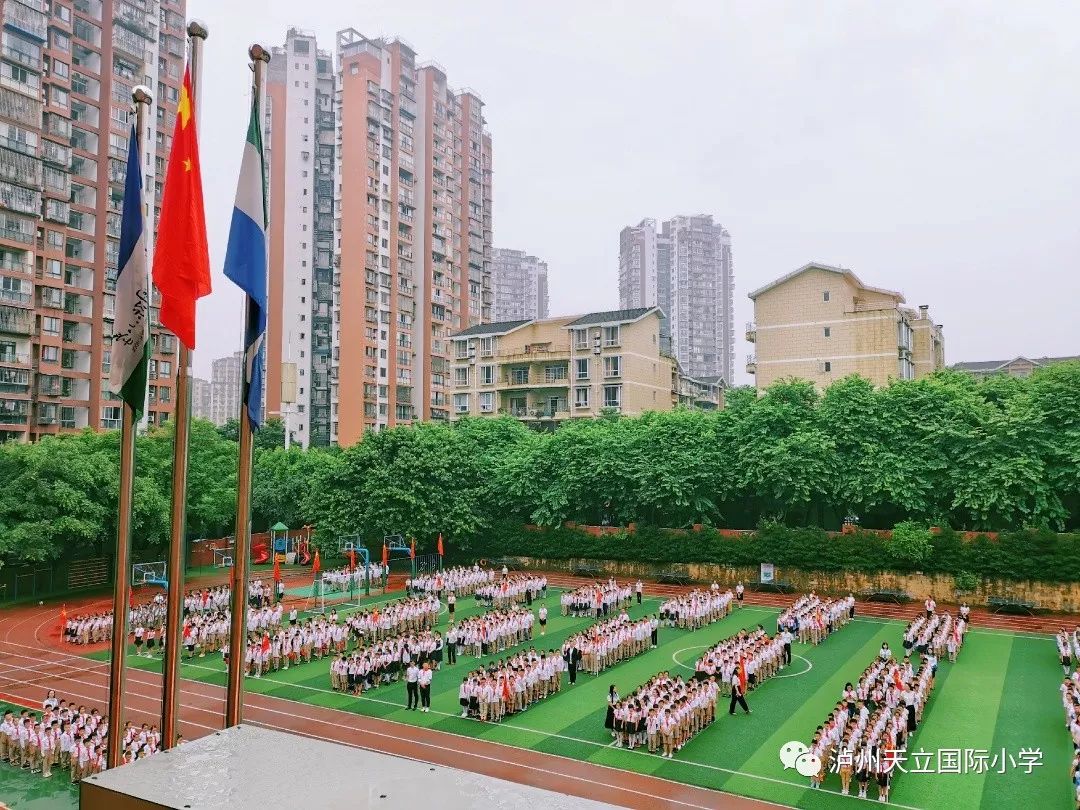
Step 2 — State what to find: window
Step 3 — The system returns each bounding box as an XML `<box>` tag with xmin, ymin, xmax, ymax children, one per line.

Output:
<box><xmin>603</xmin><ymin>356</ymin><xmax>621</xmax><ymax>378</ymax></box>
<box><xmin>602</xmin><ymin>325</ymin><xmax>620</xmax><ymax>347</ymax></box>
<box><xmin>455</xmin><ymin>341</ymin><xmax>469</xmax><ymax>360</ymax></box>
<box><xmin>603</xmin><ymin>385</ymin><xmax>621</xmax><ymax>409</ymax></box>
<box><xmin>823</xmin><ymin>361</ymin><xmax>832</xmax><ymax>372</ymax></box>
<box><xmin>453</xmin><ymin>393</ymin><xmax>469</xmax><ymax>413</ymax></box>
<box><xmin>41</xmin><ymin>346</ymin><xmax>59</xmax><ymax>363</ymax></box>
<box><xmin>510</xmin><ymin>367</ymin><xmax>528</xmax><ymax>385</ymax></box>
<box><xmin>478</xmin><ymin>336</ymin><xmax>493</xmax><ymax>356</ymax></box>
<box><xmin>42</xmin><ymin>317</ymin><xmax>60</xmax><ymax>336</ymax></box>
<box><xmin>823</xmin><ymin>327</ymin><xmax>831</xmax><ymax>337</ymax></box>
<box><xmin>575</xmin><ymin>358</ymin><xmax>589</xmax><ymax>380</ymax></box>
<box><xmin>573</xmin><ymin>328</ymin><xmax>588</xmax><ymax>349</ymax></box>
<box><xmin>454</xmin><ymin>367</ymin><xmax>469</xmax><ymax>386</ymax></box>
<box><xmin>544</xmin><ymin>364</ymin><xmax>567</xmax><ymax>383</ymax></box>
<box><xmin>574</xmin><ymin>387</ymin><xmax>590</xmax><ymax>408</ymax></box>
<box><xmin>478</xmin><ymin>392</ymin><xmax>494</xmax><ymax>413</ymax></box>
<box><xmin>823</xmin><ymin>291</ymin><xmax>830</xmax><ymax>302</ymax></box>
<box><xmin>479</xmin><ymin>365</ymin><xmax>494</xmax><ymax>385</ymax></box>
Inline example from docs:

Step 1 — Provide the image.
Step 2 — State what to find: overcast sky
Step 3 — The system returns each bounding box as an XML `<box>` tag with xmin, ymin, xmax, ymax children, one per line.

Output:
<box><xmin>188</xmin><ymin>0</ymin><xmax>1080</xmax><ymax>384</ymax></box>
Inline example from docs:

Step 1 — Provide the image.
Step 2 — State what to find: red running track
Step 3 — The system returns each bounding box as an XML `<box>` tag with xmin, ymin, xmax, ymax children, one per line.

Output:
<box><xmin>0</xmin><ymin>594</ymin><xmax>779</xmax><ymax>809</ymax></box>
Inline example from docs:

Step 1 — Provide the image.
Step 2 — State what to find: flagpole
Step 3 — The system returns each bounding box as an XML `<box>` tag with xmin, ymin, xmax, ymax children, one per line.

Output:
<box><xmin>161</xmin><ymin>19</ymin><xmax>208</xmax><ymax>750</ymax></box>
<box><xmin>104</xmin><ymin>85</ymin><xmax>152</xmax><ymax>771</ymax></box>
<box><xmin>225</xmin><ymin>42</ymin><xmax>270</xmax><ymax>728</ymax></box>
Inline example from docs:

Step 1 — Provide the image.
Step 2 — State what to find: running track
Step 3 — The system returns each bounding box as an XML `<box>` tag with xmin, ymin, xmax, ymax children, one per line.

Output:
<box><xmin>0</xmin><ymin>572</ymin><xmax>1061</xmax><ymax>809</ymax></box>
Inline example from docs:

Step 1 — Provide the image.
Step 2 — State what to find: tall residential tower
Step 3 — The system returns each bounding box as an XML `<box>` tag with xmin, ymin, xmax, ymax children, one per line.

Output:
<box><xmin>266</xmin><ymin>28</ymin><xmax>493</xmax><ymax>447</ymax></box>
<box><xmin>492</xmin><ymin>247</ymin><xmax>547</xmax><ymax>321</ymax></box>
<box><xmin>0</xmin><ymin>0</ymin><xmax>187</xmax><ymax>441</ymax></box>
<box><xmin>618</xmin><ymin>214</ymin><xmax>734</xmax><ymax>384</ymax></box>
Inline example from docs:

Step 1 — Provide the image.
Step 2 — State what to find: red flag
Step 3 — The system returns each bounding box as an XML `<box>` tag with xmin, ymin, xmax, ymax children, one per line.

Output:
<box><xmin>312</xmin><ymin>549</ymin><xmax>321</xmax><ymax>577</ymax></box>
<box><xmin>261</xmin><ymin>633</ymin><xmax>270</xmax><ymax>655</ymax></box>
<box><xmin>272</xmin><ymin>554</ymin><xmax>281</xmax><ymax>583</ymax></box>
<box><xmin>60</xmin><ymin>603</ymin><xmax>67</xmax><ymax>623</ymax></box>
<box><xmin>502</xmin><ymin>679</ymin><xmax>512</xmax><ymax>703</ymax></box>
<box><xmin>348</xmin><ymin>548</ymin><xmax>356</xmax><ymax>572</ymax></box>
<box><xmin>381</xmin><ymin>542</ymin><xmax>389</xmax><ymax>568</ymax></box>
<box><xmin>738</xmin><ymin>655</ymin><xmax>748</xmax><ymax>694</ymax></box>
<box><xmin>893</xmin><ymin>669</ymin><xmax>903</xmax><ymax>691</ymax></box>
<box><xmin>151</xmin><ymin>66</ymin><xmax>210</xmax><ymax>350</ymax></box>
<box><xmin>409</xmin><ymin>538</ymin><xmax>416</xmax><ymax>560</ymax></box>
<box><xmin>437</xmin><ymin>534</ymin><xmax>445</xmax><ymax>557</ymax></box>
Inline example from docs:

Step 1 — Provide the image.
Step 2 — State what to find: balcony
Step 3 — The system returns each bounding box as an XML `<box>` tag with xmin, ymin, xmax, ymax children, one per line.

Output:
<box><xmin>0</xmin><ymin>304</ymin><xmax>32</xmax><ymax>334</ymax></box>
<box><xmin>0</xmin><ymin>367</ymin><xmax>29</xmax><ymax>393</ymax></box>
<box><xmin>0</xmin><ymin>147</ymin><xmax>42</xmax><ymax>187</ymax></box>
<box><xmin>0</xmin><ymin>349</ymin><xmax>28</xmax><ymax>366</ymax></box>
<box><xmin>3</xmin><ymin>1</ymin><xmax>47</xmax><ymax>41</ymax></box>
<box><xmin>745</xmin><ymin>321</ymin><xmax>756</xmax><ymax>343</ymax></box>
<box><xmin>0</xmin><ymin>288</ymin><xmax>30</xmax><ymax>306</ymax></box>
<box><xmin>746</xmin><ymin>354</ymin><xmax>756</xmax><ymax>374</ymax></box>
<box><xmin>112</xmin><ymin>27</ymin><xmax>147</xmax><ymax>61</ymax></box>
<box><xmin>0</xmin><ymin>400</ymin><xmax>29</xmax><ymax>423</ymax></box>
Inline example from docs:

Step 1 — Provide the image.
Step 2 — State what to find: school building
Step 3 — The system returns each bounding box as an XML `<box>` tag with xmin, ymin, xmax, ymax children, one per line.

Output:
<box><xmin>746</xmin><ymin>262</ymin><xmax>945</xmax><ymax>390</ymax></box>
<box><xmin>449</xmin><ymin>306</ymin><xmax>722</xmax><ymax>426</ymax></box>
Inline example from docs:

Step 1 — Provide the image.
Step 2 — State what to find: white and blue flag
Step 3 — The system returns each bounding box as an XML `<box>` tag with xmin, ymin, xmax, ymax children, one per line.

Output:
<box><xmin>223</xmin><ymin>88</ymin><xmax>268</xmax><ymax>428</ymax></box>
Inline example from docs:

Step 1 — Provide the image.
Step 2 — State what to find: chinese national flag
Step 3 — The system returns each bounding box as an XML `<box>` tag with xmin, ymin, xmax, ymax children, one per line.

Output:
<box><xmin>437</xmin><ymin>534</ymin><xmax>445</xmax><ymax>556</ymax></box>
<box><xmin>272</xmin><ymin>554</ymin><xmax>281</xmax><ymax>583</ymax></box>
<box><xmin>312</xmin><ymin>549</ymin><xmax>321</xmax><ymax>576</ymax></box>
<box><xmin>409</xmin><ymin>538</ymin><xmax>416</xmax><ymax>560</ymax></box>
<box><xmin>152</xmin><ymin>66</ymin><xmax>210</xmax><ymax>350</ymax></box>
<box><xmin>381</xmin><ymin>542</ymin><xmax>389</xmax><ymax>568</ymax></box>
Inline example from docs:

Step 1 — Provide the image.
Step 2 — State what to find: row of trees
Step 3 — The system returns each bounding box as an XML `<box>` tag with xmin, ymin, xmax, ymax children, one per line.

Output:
<box><xmin>0</xmin><ymin>363</ymin><xmax>1077</xmax><ymax>567</ymax></box>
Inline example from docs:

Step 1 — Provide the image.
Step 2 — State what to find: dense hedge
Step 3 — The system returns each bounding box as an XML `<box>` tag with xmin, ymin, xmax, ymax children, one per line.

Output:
<box><xmin>461</xmin><ymin>524</ymin><xmax>1080</xmax><ymax>584</ymax></box>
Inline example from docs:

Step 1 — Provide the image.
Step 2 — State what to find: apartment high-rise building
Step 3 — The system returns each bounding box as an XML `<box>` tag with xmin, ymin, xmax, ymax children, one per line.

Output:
<box><xmin>266</xmin><ymin>28</ymin><xmax>493</xmax><ymax>448</ymax></box>
<box><xmin>0</xmin><ymin>0</ymin><xmax>187</xmax><ymax>442</ymax></box>
<box><xmin>449</xmin><ymin>307</ymin><xmax>721</xmax><ymax>426</ymax></box>
<box><xmin>209</xmin><ymin>350</ymin><xmax>240</xmax><ymax>427</ymax></box>
<box><xmin>492</xmin><ymin>247</ymin><xmax>547</xmax><ymax>321</ymax></box>
<box><xmin>618</xmin><ymin>215</ymin><xmax>734</xmax><ymax>384</ymax></box>
<box><xmin>747</xmin><ymin>262</ymin><xmax>945</xmax><ymax>389</ymax></box>
<box><xmin>191</xmin><ymin>375</ymin><xmax>210</xmax><ymax>421</ymax></box>
<box><xmin>264</xmin><ymin>28</ymin><xmax>335</xmax><ymax>448</ymax></box>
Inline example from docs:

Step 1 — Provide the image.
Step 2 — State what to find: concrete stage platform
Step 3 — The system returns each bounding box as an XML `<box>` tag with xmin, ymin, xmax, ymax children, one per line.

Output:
<box><xmin>79</xmin><ymin>724</ymin><xmax>623</xmax><ymax>810</ymax></box>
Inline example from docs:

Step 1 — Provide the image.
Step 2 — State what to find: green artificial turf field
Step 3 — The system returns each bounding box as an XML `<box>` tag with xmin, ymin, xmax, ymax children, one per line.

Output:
<box><xmin>78</xmin><ymin>589</ymin><xmax>1071</xmax><ymax>810</ymax></box>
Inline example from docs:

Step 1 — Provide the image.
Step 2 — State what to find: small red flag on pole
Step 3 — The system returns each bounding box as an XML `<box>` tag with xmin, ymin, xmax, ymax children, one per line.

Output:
<box><xmin>409</xmin><ymin>538</ymin><xmax>416</xmax><ymax>560</ymax></box>
<box><xmin>348</xmin><ymin>548</ymin><xmax>356</xmax><ymax>572</ymax></box>
<box><xmin>381</xmin><ymin>542</ymin><xmax>389</xmax><ymax>568</ymax></box>
<box><xmin>437</xmin><ymin>533</ymin><xmax>445</xmax><ymax>557</ymax></box>
<box><xmin>272</xmin><ymin>554</ymin><xmax>281</xmax><ymax>583</ymax></box>
<box><xmin>312</xmin><ymin>549</ymin><xmax>321</xmax><ymax>577</ymax></box>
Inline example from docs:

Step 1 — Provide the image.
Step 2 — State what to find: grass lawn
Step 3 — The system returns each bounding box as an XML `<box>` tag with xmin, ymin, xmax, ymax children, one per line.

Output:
<box><xmin>81</xmin><ymin>589</ymin><xmax>1071</xmax><ymax>810</ymax></box>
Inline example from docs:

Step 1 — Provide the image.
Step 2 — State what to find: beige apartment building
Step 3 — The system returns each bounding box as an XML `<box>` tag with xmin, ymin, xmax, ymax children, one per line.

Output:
<box><xmin>449</xmin><ymin>307</ymin><xmax>721</xmax><ymax>425</ymax></box>
<box><xmin>746</xmin><ymin>262</ymin><xmax>945</xmax><ymax>390</ymax></box>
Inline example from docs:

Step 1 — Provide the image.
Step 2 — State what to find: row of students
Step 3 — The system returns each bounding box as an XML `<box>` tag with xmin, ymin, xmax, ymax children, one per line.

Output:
<box><xmin>560</xmin><ymin>580</ymin><xmax>634</xmax><ymax>618</ymax></box>
<box><xmin>410</xmin><ymin>565</ymin><xmax>491</xmax><ymax>597</ymax></box>
<box><xmin>606</xmin><ymin>674</ymin><xmax>720</xmax><ymax>757</ymax></box>
<box><xmin>458</xmin><ymin>649</ymin><xmax>567</xmax><ymax>721</ymax></box>
<box><xmin>447</xmin><ymin>607</ymin><xmax>535</xmax><ymax>657</ymax></box>
<box><xmin>0</xmin><ymin>691</ymin><xmax>165</xmax><ymax>783</ymax></box>
<box><xmin>777</xmin><ymin>593</ymin><xmax>855</xmax><ymax>645</ymax></box>
<box><xmin>902</xmin><ymin>611</ymin><xmax>966</xmax><ymax>662</ymax></box>
<box><xmin>322</xmin><ymin>563</ymin><xmax>386</xmax><ymax>592</ymax></box>
<box><xmin>691</xmin><ymin>627</ymin><xmax>784</xmax><ymax>696</ymax></box>
<box><xmin>343</xmin><ymin>594</ymin><xmax>441</xmax><ymax>642</ymax></box>
<box><xmin>564</xmin><ymin>612</ymin><xmax>657</xmax><ymax>676</ymax></box>
<box><xmin>475</xmin><ymin>575</ymin><xmax>548</xmax><ymax>608</ymax></box>
<box><xmin>657</xmin><ymin>589</ymin><xmax>733</xmax><ymax>630</ymax></box>
<box><xmin>330</xmin><ymin>631</ymin><xmax>448</xmax><ymax>694</ymax></box>
<box><xmin>1060</xmin><ymin>671</ymin><xmax>1080</xmax><ymax>808</ymax></box>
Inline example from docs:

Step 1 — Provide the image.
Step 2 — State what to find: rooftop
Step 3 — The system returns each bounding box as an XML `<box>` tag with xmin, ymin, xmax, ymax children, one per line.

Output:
<box><xmin>748</xmin><ymin>262</ymin><xmax>905</xmax><ymax>302</ymax></box>
<box><xmin>453</xmin><ymin>319</ymin><xmax>533</xmax><ymax>338</ymax></box>
<box><xmin>564</xmin><ymin>307</ymin><xmax>659</xmax><ymax>328</ymax></box>
<box><xmin>951</xmin><ymin>356</ymin><xmax>1080</xmax><ymax>372</ymax></box>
